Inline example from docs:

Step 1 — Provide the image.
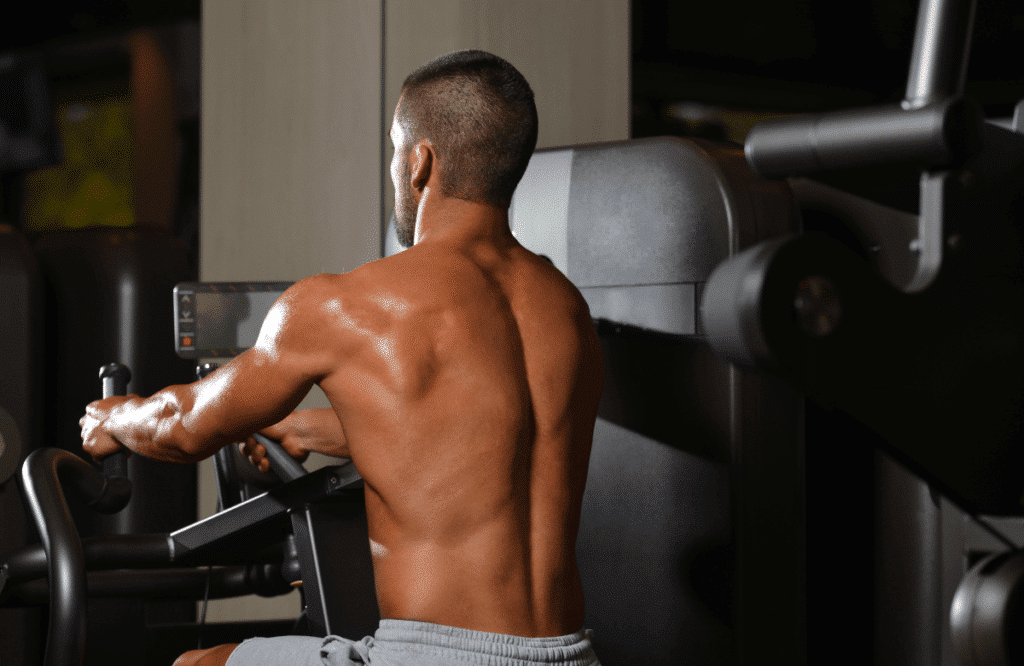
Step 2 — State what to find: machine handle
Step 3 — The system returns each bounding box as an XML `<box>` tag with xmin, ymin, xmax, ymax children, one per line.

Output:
<box><xmin>744</xmin><ymin>97</ymin><xmax>981</xmax><ymax>179</ymax></box>
<box><xmin>98</xmin><ymin>363</ymin><xmax>131</xmax><ymax>480</ymax></box>
<box><xmin>252</xmin><ymin>432</ymin><xmax>307</xmax><ymax>483</ymax></box>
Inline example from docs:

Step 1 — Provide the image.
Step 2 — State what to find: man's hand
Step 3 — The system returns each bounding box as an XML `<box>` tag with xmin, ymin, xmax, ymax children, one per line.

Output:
<box><xmin>239</xmin><ymin>417</ymin><xmax>308</xmax><ymax>474</ymax></box>
<box><xmin>239</xmin><ymin>408</ymin><xmax>347</xmax><ymax>473</ymax></box>
<box><xmin>80</xmin><ymin>395</ymin><xmax>136</xmax><ymax>462</ymax></box>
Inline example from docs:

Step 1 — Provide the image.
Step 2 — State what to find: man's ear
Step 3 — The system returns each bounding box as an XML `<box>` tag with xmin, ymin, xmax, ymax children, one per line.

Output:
<box><xmin>409</xmin><ymin>140</ymin><xmax>434</xmax><ymax>191</ymax></box>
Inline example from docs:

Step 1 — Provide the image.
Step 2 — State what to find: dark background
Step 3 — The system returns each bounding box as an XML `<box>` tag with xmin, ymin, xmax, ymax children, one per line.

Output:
<box><xmin>0</xmin><ymin>1</ymin><xmax>200</xmax><ymax>52</ymax></box>
<box><xmin>631</xmin><ymin>0</ymin><xmax>1024</xmax><ymax>135</ymax></box>
<box><xmin>3</xmin><ymin>1</ymin><xmax>1022</xmax><ymax>114</ymax></box>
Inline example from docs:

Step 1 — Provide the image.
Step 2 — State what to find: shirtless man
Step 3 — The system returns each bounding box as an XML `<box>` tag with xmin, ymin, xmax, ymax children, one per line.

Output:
<box><xmin>80</xmin><ymin>50</ymin><xmax>604</xmax><ymax>666</ymax></box>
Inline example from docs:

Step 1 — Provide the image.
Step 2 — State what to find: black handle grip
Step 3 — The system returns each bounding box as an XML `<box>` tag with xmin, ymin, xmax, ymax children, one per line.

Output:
<box><xmin>252</xmin><ymin>433</ymin><xmax>307</xmax><ymax>483</ymax></box>
<box><xmin>744</xmin><ymin>97</ymin><xmax>981</xmax><ymax>179</ymax></box>
<box><xmin>98</xmin><ymin>363</ymin><xmax>131</xmax><ymax>479</ymax></box>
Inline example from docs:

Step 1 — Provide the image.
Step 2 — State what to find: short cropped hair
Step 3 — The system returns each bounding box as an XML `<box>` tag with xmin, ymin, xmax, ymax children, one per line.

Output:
<box><xmin>398</xmin><ymin>50</ymin><xmax>538</xmax><ymax>208</ymax></box>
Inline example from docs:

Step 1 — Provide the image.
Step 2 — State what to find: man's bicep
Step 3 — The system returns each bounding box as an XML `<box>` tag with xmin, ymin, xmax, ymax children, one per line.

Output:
<box><xmin>177</xmin><ymin>349</ymin><xmax>313</xmax><ymax>454</ymax></box>
<box><xmin>182</xmin><ymin>278</ymin><xmax>340</xmax><ymax>452</ymax></box>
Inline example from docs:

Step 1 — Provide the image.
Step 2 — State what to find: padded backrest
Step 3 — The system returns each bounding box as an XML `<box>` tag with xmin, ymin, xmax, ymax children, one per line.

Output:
<box><xmin>389</xmin><ymin>137</ymin><xmax>795</xmax><ymax>335</ymax></box>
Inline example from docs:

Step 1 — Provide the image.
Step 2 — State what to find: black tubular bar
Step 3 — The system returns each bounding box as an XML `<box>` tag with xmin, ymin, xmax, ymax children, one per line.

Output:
<box><xmin>4</xmin><ymin>563</ymin><xmax>291</xmax><ymax>606</ymax></box>
<box><xmin>197</xmin><ymin>363</ymin><xmax>248</xmax><ymax>511</ymax></box>
<box><xmin>252</xmin><ymin>433</ymin><xmax>308</xmax><ymax>483</ymax></box>
<box><xmin>98</xmin><ymin>362</ymin><xmax>132</xmax><ymax>482</ymax></box>
<box><xmin>213</xmin><ymin>445</ymin><xmax>243</xmax><ymax>509</ymax></box>
<box><xmin>21</xmin><ymin>448</ymin><xmax>131</xmax><ymax>666</ymax></box>
<box><xmin>1</xmin><ymin>534</ymin><xmax>174</xmax><ymax>590</ymax></box>
<box><xmin>744</xmin><ymin>0</ymin><xmax>981</xmax><ymax>180</ymax></box>
<box><xmin>170</xmin><ymin>463</ymin><xmax>361</xmax><ymax>566</ymax></box>
<box><xmin>744</xmin><ymin>97</ymin><xmax>981</xmax><ymax>179</ymax></box>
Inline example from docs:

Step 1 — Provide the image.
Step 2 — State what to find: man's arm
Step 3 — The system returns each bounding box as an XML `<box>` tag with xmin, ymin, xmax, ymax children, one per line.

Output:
<box><xmin>239</xmin><ymin>408</ymin><xmax>350</xmax><ymax>473</ymax></box>
<box><xmin>80</xmin><ymin>276</ymin><xmax>341</xmax><ymax>464</ymax></box>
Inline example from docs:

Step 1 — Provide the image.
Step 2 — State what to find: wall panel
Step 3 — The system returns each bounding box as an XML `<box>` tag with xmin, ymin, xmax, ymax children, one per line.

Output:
<box><xmin>199</xmin><ymin>0</ymin><xmax>628</xmax><ymax>624</ymax></box>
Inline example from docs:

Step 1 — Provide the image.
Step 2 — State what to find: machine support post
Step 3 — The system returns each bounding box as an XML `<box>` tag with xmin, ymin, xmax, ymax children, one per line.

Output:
<box><xmin>904</xmin><ymin>0</ymin><xmax>977</xmax><ymax>109</ymax></box>
<box><xmin>902</xmin><ymin>0</ymin><xmax>975</xmax><ymax>291</ymax></box>
<box><xmin>872</xmin><ymin>452</ymin><xmax>943</xmax><ymax>666</ymax></box>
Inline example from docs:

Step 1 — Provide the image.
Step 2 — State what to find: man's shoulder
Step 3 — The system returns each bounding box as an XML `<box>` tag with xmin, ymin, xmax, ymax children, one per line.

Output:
<box><xmin>507</xmin><ymin>248</ymin><xmax>591</xmax><ymax>317</ymax></box>
<box><xmin>279</xmin><ymin>272</ymin><xmax>350</xmax><ymax>311</ymax></box>
<box><xmin>287</xmin><ymin>258</ymin><xmax>404</xmax><ymax>300</ymax></box>
<box><xmin>267</xmin><ymin>271</ymin><xmax>377</xmax><ymax>336</ymax></box>
<box><xmin>288</xmin><ymin>258</ymin><xmax>426</xmax><ymax>323</ymax></box>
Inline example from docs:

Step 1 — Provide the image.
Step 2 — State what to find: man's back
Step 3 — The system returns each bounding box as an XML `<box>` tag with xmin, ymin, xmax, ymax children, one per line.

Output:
<box><xmin>315</xmin><ymin>230</ymin><xmax>603</xmax><ymax>638</ymax></box>
<box><xmin>85</xmin><ymin>50</ymin><xmax>604</xmax><ymax>666</ymax></box>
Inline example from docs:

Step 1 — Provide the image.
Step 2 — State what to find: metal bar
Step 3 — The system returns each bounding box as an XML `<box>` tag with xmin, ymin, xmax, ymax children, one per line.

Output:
<box><xmin>290</xmin><ymin>499</ymin><xmax>379</xmax><ymax>639</ymax></box>
<box><xmin>4</xmin><ymin>565</ymin><xmax>291</xmax><ymax>605</ymax></box>
<box><xmin>872</xmin><ymin>452</ymin><xmax>942</xmax><ymax>666</ymax></box>
<box><xmin>904</xmin><ymin>0</ymin><xmax>977</xmax><ymax>109</ymax></box>
<box><xmin>170</xmin><ymin>464</ymin><xmax>360</xmax><ymax>565</ymax></box>
<box><xmin>744</xmin><ymin>99</ymin><xmax>980</xmax><ymax>179</ymax></box>
<box><xmin>253</xmin><ymin>432</ymin><xmax>307</xmax><ymax>483</ymax></box>
<box><xmin>1</xmin><ymin>534</ymin><xmax>174</xmax><ymax>589</ymax></box>
<box><xmin>98</xmin><ymin>362</ymin><xmax>131</xmax><ymax>481</ymax></box>
<box><xmin>20</xmin><ymin>449</ymin><xmax>97</xmax><ymax>666</ymax></box>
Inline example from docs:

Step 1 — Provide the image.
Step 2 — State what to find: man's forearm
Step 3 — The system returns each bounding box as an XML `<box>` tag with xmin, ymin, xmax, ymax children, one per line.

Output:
<box><xmin>104</xmin><ymin>385</ymin><xmax>213</xmax><ymax>463</ymax></box>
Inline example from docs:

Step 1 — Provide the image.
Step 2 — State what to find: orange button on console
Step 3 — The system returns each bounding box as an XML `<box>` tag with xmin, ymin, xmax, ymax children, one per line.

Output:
<box><xmin>182</xmin><ymin>337</ymin><xmax>193</xmax><ymax>347</ymax></box>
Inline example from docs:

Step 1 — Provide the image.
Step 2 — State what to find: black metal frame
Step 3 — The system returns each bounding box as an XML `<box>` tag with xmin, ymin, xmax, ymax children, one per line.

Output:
<box><xmin>702</xmin><ymin>0</ymin><xmax>1024</xmax><ymax>663</ymax></box>
<box><xmin>0</xmin><ymin>359</ymin><xmax>377</xmax><ymax>666</ymax></box>
<box><xmin>0</xmin><ymin>451</ymin><xmax>373</xmax><ymax>665</ymax></box>
<box><xmin>705</xmin><ymin>0</ymin><xmax>1024</xmax><ymax>517</ymax></box>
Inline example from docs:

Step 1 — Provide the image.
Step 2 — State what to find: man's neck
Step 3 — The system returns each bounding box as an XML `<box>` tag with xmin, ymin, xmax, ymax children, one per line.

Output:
<box><xmin>413</xmin><ymin>192</ymin><xmax>514</xmax><ymax>250</ymax></box>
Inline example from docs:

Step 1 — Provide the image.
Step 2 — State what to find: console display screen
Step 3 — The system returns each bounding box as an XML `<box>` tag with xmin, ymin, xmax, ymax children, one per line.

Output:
<box><xmin>174</xmin><ymin>282</ymin><xmax>293</xmax><ymax>358</ymax></box>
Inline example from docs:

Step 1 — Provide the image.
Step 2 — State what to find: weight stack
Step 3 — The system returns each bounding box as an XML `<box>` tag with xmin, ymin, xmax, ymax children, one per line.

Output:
<box><xmin>33</xmin><ymin>226</ymin><xmax>198</xmax><ymax>664</ymax></box>
<box><xmin>0</xmin><ymin>225</ymin><xmax>44</xmax><ymax>666</ymax></box>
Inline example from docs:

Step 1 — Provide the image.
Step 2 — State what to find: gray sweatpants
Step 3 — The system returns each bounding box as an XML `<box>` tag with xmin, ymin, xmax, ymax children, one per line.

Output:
<box><xmin>225</xmin><ymin>619</ymin><xmax>601</xmax><ymax>666</ymax></box>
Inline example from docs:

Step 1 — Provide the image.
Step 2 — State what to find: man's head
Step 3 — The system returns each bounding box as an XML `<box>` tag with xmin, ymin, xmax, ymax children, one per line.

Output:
<box><xmin>391</xmin><ymin>50</ymin><xmax>538</xmax><ymax>247</ymax></box>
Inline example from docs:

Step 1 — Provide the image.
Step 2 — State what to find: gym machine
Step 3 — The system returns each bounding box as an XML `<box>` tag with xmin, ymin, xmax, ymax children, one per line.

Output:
<box><xmin>5</xmin><ymin>0</ymin><xmax>1020</xmax><ymax>662</ymax></box>
<box><xmin>702</xmin><ymin>0</ymin><xmax>1024</xmax><ymax>662</ymax></box>
<box><xmin>0</xmin><ymin>286</ymin><xmax>379</xmax><ymax>665</ymax></box>
<box><xmin>7</xmin><ymin>224</ymin><xmax>203</xmax><ymax>665</ymax></box>
<box><xmin>386</xmin><ymin>0</ymin><xmax>1023</xmax><ymax>664</ymax></box>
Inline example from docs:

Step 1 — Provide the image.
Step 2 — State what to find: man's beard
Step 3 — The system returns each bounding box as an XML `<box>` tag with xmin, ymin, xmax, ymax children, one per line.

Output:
<box><xmin>395</xmin><ymin>160</ymin><xmax>417</xmax><ymax>249</ymax></box>
<box><xmin>395</xmin><ymin>191</ymin><xmax>417</xmax><ymax>249</ymax></box>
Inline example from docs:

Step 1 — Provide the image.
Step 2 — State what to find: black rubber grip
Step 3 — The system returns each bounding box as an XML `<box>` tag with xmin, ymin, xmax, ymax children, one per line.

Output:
<box><xmin>252</xmin><ymin>432</ymin><xmax>307</xmax><ymax>483</ymax></box>
<box><xmin>98</xmin><ymin>363</ymin><xmax>131</xmax><ymax>479</ymax></box>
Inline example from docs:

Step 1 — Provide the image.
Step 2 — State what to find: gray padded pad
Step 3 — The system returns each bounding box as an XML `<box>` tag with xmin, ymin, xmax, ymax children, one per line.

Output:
<box><xmin>566</xmin><ymin>138</ymin><xmax>731</xmax><ymax>288</ymax></box>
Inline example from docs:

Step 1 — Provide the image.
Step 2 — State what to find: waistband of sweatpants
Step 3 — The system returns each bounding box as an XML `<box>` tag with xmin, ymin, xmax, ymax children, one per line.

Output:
<box><xmin>372</xmin><ymin>619</ymin><xmax>597</xmax><ymax>665</ymax></box>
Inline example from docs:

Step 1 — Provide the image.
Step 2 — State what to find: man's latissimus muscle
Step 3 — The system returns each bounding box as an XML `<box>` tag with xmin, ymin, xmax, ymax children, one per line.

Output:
<box><xmin>314</xmin><ymin>236</ymin><xmax>603</xmax><ymax>638</ymax></box>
